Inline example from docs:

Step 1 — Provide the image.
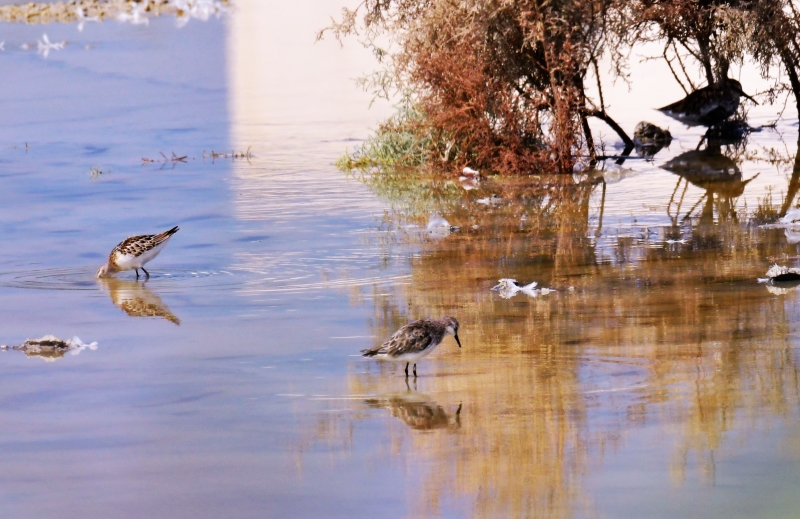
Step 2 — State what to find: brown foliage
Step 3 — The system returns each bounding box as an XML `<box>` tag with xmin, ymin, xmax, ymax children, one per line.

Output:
<box><xmin>324</xmin><ymin>0</ymin><xmax>618</xmax><ymax>174</ymax></box>
<box><xmin>325</xmin><ymin>0</ymin><xmax>800</xmax><ymax>176</ymax></box>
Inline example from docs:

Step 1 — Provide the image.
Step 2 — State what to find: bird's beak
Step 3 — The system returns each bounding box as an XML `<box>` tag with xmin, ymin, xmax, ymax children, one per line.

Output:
<box><xmin>454</xmin><ymin>334</ymin><xmax>462</xmax><ymax>348</ymax></box>
<box><xmin>736</xmin><ymin>86</ymin><xmax>758</xmax><ymax>105</ymax></box>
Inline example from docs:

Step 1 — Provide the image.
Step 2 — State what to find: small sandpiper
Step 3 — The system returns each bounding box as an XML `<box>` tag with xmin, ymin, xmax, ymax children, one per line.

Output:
<box><xmin>96</xmin><ymin>226</ymin><xmax>179</xmax><ymax>279</ymax></box>
<box><xmin>658</xmin><ymin>78</ymin><xmax>757</xmax><ymax>126</ymax></box>
<box><xmin>361</xmin><ymin>316</ymin><xmax>461</xmax><ymax>377</ymax></box>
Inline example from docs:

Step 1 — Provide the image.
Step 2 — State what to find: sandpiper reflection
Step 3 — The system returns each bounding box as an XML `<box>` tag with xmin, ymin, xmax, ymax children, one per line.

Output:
<box><xmin>364</xmin><ymin>389</ymin><xmax>461</xmax><ymax>432</ymax></box>
<box><xmin>97</xmin><ymin>278</ymin><xmax>180</xmax><ymax>324</ymax></box>
<box><xmin>661</xmin><ymin>147</ymin><xmax>754</xmax><ymax>197</ymax></box>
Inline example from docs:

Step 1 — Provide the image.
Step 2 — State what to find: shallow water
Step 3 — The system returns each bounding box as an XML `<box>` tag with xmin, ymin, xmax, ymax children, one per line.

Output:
<box><xmin>2</xmin><ymin>2</ymin><xmax>800</xmax><ymax>518</ymax></box>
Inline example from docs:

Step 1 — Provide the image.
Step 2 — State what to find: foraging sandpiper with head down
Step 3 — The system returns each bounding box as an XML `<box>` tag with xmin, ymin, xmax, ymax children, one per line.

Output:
<box><xmin>361</xmin><ymin>316</ymin><xmax>461</xmax><ymax>377</ymax></box>
<box><xmin>96</xmin><ymin>226</ymin><xmax>179</xmax><ymax>279</ymax></box>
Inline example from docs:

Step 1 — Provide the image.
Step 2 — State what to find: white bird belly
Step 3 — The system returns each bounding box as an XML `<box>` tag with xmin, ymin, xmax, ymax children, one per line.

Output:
<box><xmin>115</xmin><ymin>241</ymin><xmax>168</xmax><ymax>270</ymax></box>
<box><xmin>379</xmin><ymin>342</ymin><xmax>441</xmax><ymax>363</ymax></box>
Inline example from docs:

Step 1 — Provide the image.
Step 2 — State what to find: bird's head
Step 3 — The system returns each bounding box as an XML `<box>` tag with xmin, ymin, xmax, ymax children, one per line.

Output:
<box><xmin>728</xmin><ymin>78</ymin><xmax>758</xmax><ymax>105</ymax></box>
<box><xmin>95</xmin><ymin>263</ymin><xmax>117</xmax><ymax>278</ymax></box>
<box><xmin>442</xmin><ymin>316</ymin><xmax>461</xmax><ymax>348</ymax></box>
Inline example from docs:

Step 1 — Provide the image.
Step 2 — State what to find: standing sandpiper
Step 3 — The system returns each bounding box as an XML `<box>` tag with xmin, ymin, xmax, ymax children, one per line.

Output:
<box><xmin>96</xmin><ymin>226</ymin><xmax>179</xmax><ymax>279</ymax></box>
<box><xmin>658</xmin><ymin>78</ymin><xmax>757</xmax><ymax>126</ymax></box>
<box><xmin>361</xmin><ymin>316</ymin><xmax>461</xmax><ymax>377</ymax></box>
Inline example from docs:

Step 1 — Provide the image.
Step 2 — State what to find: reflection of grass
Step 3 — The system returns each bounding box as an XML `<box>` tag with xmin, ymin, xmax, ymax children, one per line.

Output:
<box><xmin>360</xmin><ymin>167</ymin><xmax>463</xmax><ymax>216</ymax></box>
<box><xmin>751</xmin><ymin>187</ymin><xmax>780</xmax><ymax>224</ymax></box>
<box><xmin>337</xmin><ymin>103</ymin><xmax>466</xmax><ymax>216</ymax></box>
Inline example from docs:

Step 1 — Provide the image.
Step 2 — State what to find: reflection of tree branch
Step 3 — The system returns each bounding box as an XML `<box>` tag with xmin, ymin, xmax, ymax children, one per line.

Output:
<box><xmin>780</xmin><ymin>135</ymin><xmax>800</xmax><ymax>216</ymax></box>
<box><xmin>667</xmin><ymin>177</ymin><xmax>689</xmax><ymax>225</ymax></box>
<box><xmin>683</xmin><ymin>193</ymin><xmax>708</xmax><ymax>223</ymax></box>
<box><xmin>595</xmin><ymin>179</ymin><xmax>606</xmax><ymax>238</ymax></box>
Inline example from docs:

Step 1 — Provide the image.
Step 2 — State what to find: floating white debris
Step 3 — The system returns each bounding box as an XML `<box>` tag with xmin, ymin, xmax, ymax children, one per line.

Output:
<box><xmin>426</xmin><ymin>214</ymin><xmax>459</xmax><ymax>239</ymax></box>
<box><xmin>491</xmin><ymin>279</ymin><xmax>554</xmax><ymax>299</ymax></box>
<box><xmin>459</xmin><ymin>177</ymin><xmax>478</xmax><ymax>191</ymax></box>
<box><xmin>767</xmin><ymin>284</ymin><xmax>800</xmax><ymax>295</ymax></box>
<box><xmin>785</xmin><ymin>228</ymin><xmax>800</xmax><ymax>245</ymax></box>
<box><xmin>75</xmin><ymin>6</ymin><xmax>99</xmax><ymax>31</ymax></box>
<box><xmin>477</xmin><ymin>194</ymin><xmax>503</xmax><ymax>206</ymax></box>
<box><xmin>68</xmin><ymin>336</ymin><xmax>99</xmax><ymax>355</ymax></box>
<box><xmin>37</xmin><ymin>34</ymin><xmax>65</xmax><ymax>58</ymax></box>
<box><xmin>764</xmin><ymin>264</ymin><xmax>800</xmax><ymax>282</ymax></box>
<box><xmin>117</xmin><ymin>1</ymin><xmax>149</xmax><ymax>25</ymax></box>
<box><xmin>491</xmin><ymin>278</ymin><xmax>526</xmax><ymax>299</ymax></box>
<box><xmin>665</xmin><ymin>239</ymin><xmax>687</xmax><ymax>245</ymax></box>
<box><xmin>760</xmin><ymin>208</ymin><xmax>800</xmax><ymax>229</ymax></box>
<box><xmin>461</xmin><ymin>166</ymin><xmax>480</xmax><ymax>177</ymax></box>
<box><xmin>599</xmin><ymin>164</ymin><xmax>637</xmax><ymax>185</ymax></box>
<box><xmin>780</xmin><ymin>208</ymin><xmax>800</xmax><ymax>225</ymax></box>
<box><xmin>427</xmin><ymin>214</ymin><xmax>450</xmax><ymax>229</ymax></box>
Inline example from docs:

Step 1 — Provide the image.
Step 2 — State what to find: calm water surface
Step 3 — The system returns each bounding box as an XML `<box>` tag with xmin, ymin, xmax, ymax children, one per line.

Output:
<box><xmin>1</xmin><ymin>2</ymin><xmax>800</xmax><ymax>518</ymax></box>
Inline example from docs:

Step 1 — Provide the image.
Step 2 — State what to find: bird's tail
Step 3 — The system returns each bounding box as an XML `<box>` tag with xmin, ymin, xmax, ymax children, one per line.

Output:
<box><xmin>154</xmin><ymin>226</ymin><xmax>180</xmax><ymax>244</ymax></box>
<box><xmin>361</xmin><ymin>347</ymin><xmax>381</xmax><ymax>357</ymax></box>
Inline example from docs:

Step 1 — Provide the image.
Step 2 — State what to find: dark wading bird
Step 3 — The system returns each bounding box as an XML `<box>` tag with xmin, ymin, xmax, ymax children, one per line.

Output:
<box><xmin>96</xmin><ymin>226</ymin><xmax>179</xmax><ymax>279</ymax></box>
<box><xmin>361</xmin><ymin>316</ymin><xmax>461</xmax><ymax>377</ymax></box>
<box><xmin>658</xmin><ymin>78</ymin><xmax>757</xmax><ymax>126</ymax></box>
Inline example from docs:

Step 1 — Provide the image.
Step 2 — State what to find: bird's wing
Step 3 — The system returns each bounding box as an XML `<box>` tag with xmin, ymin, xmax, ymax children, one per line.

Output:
<box><xmin>112</xmin><ymin>227</ymin><xmax>179</xmax><ymax>262</ymax></box>
<box><xmin>382</xmin><ymin>322</ymin><xmax>435</xmax><ymax>356</ymax></box>
<box><xmin>658</xmin><ymin>89</ymin><xmax>704</xmax><ymax>114</ymax></box>
<box><xmin>113</xmin><ymin>234</ymin><xmax>157</xmax><ymax>259</ymax></box>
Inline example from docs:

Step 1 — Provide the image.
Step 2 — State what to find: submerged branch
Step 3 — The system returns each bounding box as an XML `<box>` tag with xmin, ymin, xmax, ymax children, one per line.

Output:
<box><xmin>587</xmin><ymin>110</ymin><xmax>634</xmax><ymax>148</ymax></box>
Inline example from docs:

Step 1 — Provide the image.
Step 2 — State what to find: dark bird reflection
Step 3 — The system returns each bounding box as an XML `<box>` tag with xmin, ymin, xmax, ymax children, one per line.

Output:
<box><xmin>97</xmin><ymin>278</ymin><xmax>180</xmax><ymax>325</ymax></box>
<box><xmin>661</xmin><ymin>147</ymin><xmax>756</xmax><ymax>198</ymax></box>
<box><xmin>365</xmin><ymin>389</ymin><xmax>462</xmax><ymax>431</ymax></box>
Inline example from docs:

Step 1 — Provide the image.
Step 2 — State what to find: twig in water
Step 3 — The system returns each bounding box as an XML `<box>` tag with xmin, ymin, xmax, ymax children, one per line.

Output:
<box><xmin>141</xmin><ymin>151</ymin><xmax>188</xmax><ymax>167</ymax></box>
<box><xmin>202</xmin><ymin>146</ymin><xmax>254</xmax><ymax>163</ymax></box>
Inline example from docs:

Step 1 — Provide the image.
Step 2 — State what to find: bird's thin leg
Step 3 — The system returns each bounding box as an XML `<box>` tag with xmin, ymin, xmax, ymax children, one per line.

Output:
<box><xmin>413</xmin><ymin>364</ymin><xmax>417</xmax><ymax>378</ymax></box>
<box><xmin>135</xmin><ymin>268</ymin><xmax>140</xmax><ymax>279</ymax></box>
<box><xmin>142</xmin><ymin>267</ymin><xmax>150</xmax><ymax>279</ymax></box>
<box><xmin>405</xmin><ymin>363</ymin><xmax>409</xmax><ymax>377</ymax></box>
